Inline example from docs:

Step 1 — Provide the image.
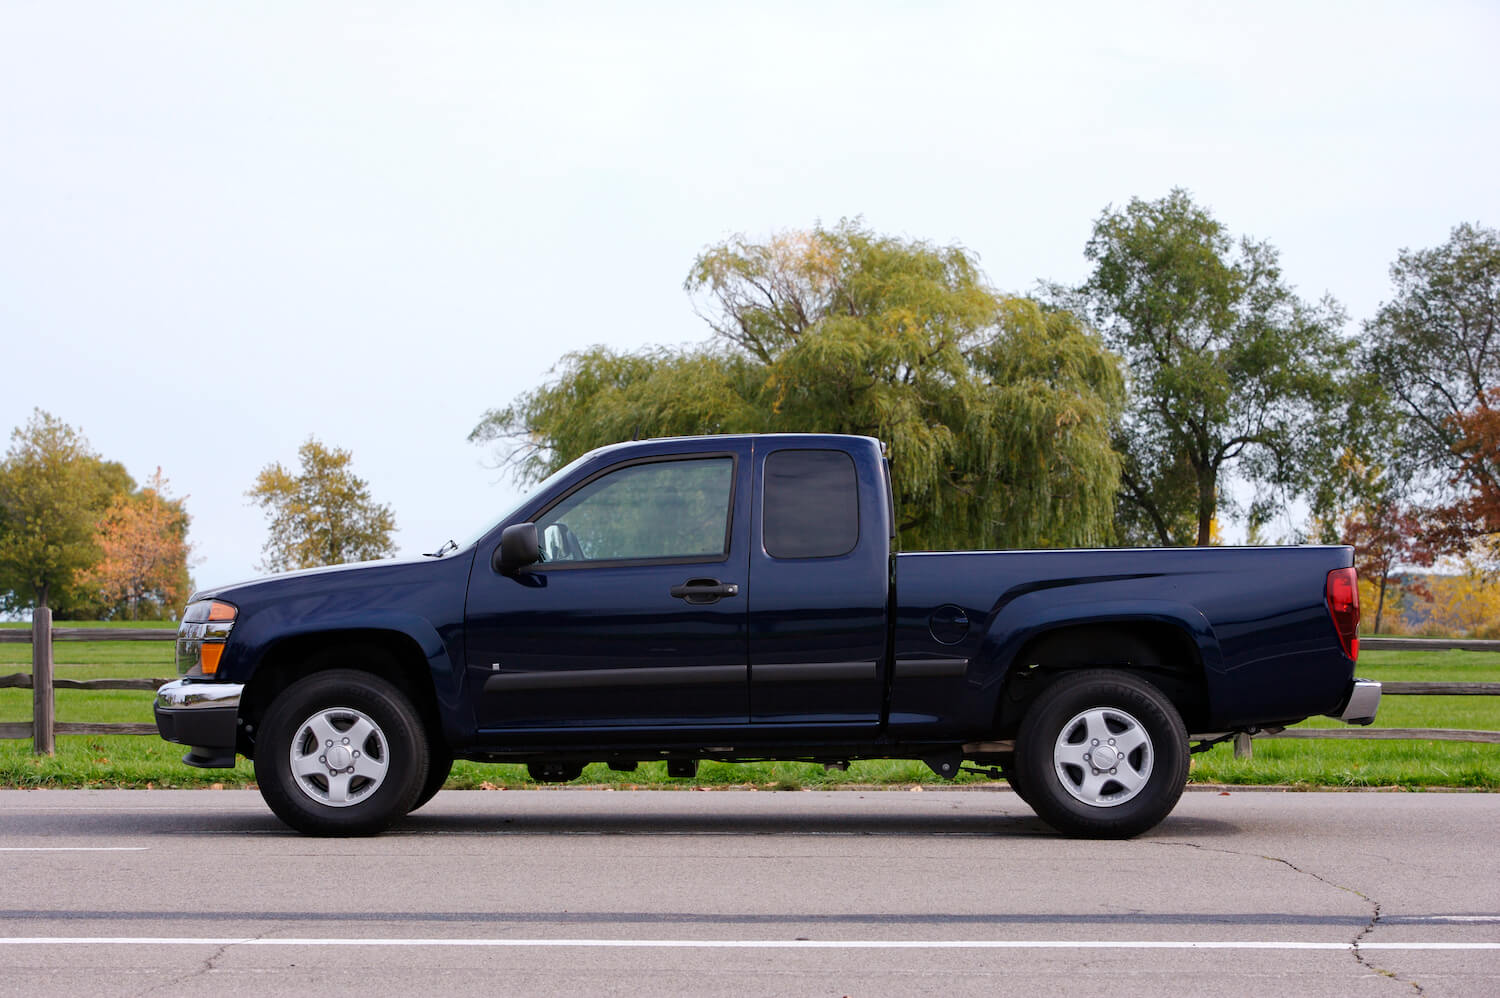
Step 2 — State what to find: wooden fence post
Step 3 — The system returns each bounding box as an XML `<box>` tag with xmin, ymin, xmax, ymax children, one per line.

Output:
<box><xmin>1233</xmin><ymin>732</ymin><xmax>1252</xmax><ymax>760</ymax></box>
<box><xmin>32</xmin><ymin>607</ymin><xmax>54</xmax><ymax>755</ymax></box>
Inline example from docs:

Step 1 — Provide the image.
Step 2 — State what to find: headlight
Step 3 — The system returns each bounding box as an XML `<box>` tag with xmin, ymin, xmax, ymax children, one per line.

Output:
<box><xmin>176</xmin><ymin>599</ymin><xmax>238</xmax><ymax>677</ymax></box>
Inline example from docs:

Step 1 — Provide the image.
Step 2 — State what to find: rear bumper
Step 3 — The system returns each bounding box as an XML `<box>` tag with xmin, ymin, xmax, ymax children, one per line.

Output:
<box><xmin>1333</xmin><ymin>678</ymin><xmax>1381</xmax><ymax>726</ymax></box>
<box><xmin>153</xmin><ymin>680</ymin><xmax>243</xmax><ymax>768</ymax></box>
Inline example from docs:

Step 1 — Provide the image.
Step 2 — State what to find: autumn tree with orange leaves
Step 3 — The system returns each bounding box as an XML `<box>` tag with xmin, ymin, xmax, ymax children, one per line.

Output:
<box><xmin>1342</xmin><ymin>498</ymin><xmax>1437</xmax><ymax>633</ymax></box>
<box><xmin>1440</xmin><ymin>388</ymin><xmax>1500</xmax><ymax>549</ymax></box>
<box><xmin>77</xmin><ymin>468</ymin><xmax>194</xmax><ymax>619</ymax></box>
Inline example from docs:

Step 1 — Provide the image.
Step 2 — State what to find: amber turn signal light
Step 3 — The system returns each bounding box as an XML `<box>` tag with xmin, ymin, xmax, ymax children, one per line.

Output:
<box><xmin>200</xmin><ymin>643</ymin><xmax>225</xmax><ymax>676</ymax></box>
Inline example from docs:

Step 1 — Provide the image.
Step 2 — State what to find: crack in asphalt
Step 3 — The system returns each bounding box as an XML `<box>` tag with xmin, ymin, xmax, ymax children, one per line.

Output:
<box><xmin>1155</xmin><ymin>840</ymin><xmax>1424</xmax><ymax>995</ymax></box>
<box><xmin>132</xmin><ymin>939</ymin><xmax>236</xmax><ymax>997</ymax></box>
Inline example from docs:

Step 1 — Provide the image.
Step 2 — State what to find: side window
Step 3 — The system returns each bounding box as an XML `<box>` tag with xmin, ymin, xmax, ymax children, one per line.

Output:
<box><xmin>537</xmin><ymin>457</ymin><xmax>734</xmax><ymax>564</ymax></box>
<box><xmin>762</xmin><ymin>449</ymin><xmax>859</xmax><ymax>559</ymax></box>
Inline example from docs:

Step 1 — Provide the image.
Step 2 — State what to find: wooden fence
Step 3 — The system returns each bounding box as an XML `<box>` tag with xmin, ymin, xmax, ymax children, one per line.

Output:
<box><xmin>2</xmin><ymin>613</ymin><xmax>1498</xmax><ymax>757</ymax></box>
<box><xmin>0</xmin><ymin>609</ymin><xmax>173</xmax><ymax>750</ymax></box>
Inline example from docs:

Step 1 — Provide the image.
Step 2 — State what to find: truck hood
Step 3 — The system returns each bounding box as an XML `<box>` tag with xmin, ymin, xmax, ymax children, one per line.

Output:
<box><xmin>188</xmin><ymin>553</ymin><xmax>461</xmax><ymax>603</ymax></box>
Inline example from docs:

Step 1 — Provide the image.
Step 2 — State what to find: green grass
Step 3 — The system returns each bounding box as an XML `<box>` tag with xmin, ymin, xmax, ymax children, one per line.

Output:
<box><xmin>1</xmin><ymin>619</ymin><xmax>177</xmax><ymax>669</ymax></box>
<box><xmin>1189</xmin><ymin>649</ymin><xmax>1499</xmax><ymax>789</ymax></box>
<box><xmin>1</xmin><ymin>648</ymin><xmax>1495</xmax><ymax>790</ymax></box>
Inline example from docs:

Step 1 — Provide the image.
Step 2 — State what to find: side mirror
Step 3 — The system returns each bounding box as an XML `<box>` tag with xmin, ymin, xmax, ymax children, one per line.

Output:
<box><xmin>494</xmin><ymin>522</ymin><xmax>540</xmax><ymax>575</ymax></box>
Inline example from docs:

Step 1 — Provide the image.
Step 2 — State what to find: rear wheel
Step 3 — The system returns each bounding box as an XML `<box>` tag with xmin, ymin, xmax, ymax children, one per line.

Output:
<box><xmin>997</xmin><ymin>755</ymin><xmax>1030</xmax><ymax>805</ymax></box>
<box><xmin>1015</xmin><ymin>670</ymin><xmax>1189</xmax><ymax>839</ymax></box>
<box><xmin>255</xmin><ymin>669</ymin><xmax>429</xmax><ymax>836</ymax></box>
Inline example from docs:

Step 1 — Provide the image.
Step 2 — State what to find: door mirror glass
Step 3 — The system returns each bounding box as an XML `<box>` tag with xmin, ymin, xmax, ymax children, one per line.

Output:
<box><xmin>541</xmin><ymin>522</ymin><xmax>584</xmax><ymax>562</ymax></box>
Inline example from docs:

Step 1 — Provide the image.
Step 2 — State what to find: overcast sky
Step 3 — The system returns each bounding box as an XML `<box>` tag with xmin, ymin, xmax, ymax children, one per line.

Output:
<box><xmin>3</xmin><ymin>1</ymin><xmax>1498</xmax><ymax>592</ymax></box>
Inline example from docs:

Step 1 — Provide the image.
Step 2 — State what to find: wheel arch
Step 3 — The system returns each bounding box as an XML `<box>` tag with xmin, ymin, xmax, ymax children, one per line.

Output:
<box><xmin>989</xmin><ymin>617</ymin><xmax>1213</xmax><ymax>737</ymax></box>
<box><xmin>237</xmin><ymin>629</ymin><xmax>444</xmax><ymax>760</ymax></box>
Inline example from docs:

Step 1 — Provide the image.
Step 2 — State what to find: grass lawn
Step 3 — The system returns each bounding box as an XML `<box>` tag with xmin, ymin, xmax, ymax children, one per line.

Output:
<box><xmin>1190</xmin><ymin>649</ymin><xmax>1499</xmax><ymax>789</ymax></box>
<box><xmin>0</xmin><ymin>622</ymin><xmax>177</xmax><ymax>670</ymax></box>
<box><xmin>0</xmin><ymin>647</ymin><xmax>1494</xmax><ymax>791</ymax></box>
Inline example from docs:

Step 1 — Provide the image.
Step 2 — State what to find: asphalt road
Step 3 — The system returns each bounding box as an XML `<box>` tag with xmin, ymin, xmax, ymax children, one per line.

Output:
<box><xmin>0</xmin><ymin>788</ymin><xmax>1496</xmax><ymax>997</ymax></box>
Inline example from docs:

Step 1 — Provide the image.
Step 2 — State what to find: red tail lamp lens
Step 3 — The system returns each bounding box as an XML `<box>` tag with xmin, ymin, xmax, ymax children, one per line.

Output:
<box><xmin>1326</xmin><ymin>567</ymin><xmax>1360</xmax><ymax>661</ymax></box>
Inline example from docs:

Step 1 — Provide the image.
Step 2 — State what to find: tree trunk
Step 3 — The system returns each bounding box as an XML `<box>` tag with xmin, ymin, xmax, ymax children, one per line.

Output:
<box><xmin>1195</xmin><ymin>470</ymin><xmax>1216</xmax><ymax>546</ymax></box>
<box><xmin>1374</xmin><ymin>575</ymin><xmax>1388</xmax><ymax>634</ymax></box>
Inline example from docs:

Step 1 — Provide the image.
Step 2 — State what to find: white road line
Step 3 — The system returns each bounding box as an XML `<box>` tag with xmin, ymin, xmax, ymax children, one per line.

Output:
<box><xmin>0</xmin><ymin>847</ymin><xmax>148</xmax><ymax>852</ymax></box>
<box><xmin>1415</xmin><ymin>916</ymin><xmax>1500</xmax><ymax>923</ymax></box>
<box><xmin>0</xmin><ymin>938</ymin><xmax>1496</xmax><ymax>951</ymax></box>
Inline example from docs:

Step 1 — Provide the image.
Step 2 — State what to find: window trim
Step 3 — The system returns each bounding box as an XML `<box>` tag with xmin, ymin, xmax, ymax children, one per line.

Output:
<box><xmin>761</xmin><ymin>447</ymin><xmax>861</xmax><ymax>561</ymax></box>
<box><xmin>527</xmin><ymin>452</ymin><xmax>740</xmax><ymax>571</ymax></box>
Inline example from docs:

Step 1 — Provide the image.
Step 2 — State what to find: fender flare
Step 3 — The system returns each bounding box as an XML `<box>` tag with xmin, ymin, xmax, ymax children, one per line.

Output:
<box><xmin>968</xmin><ymin>596</ymin><xmax>1225</xmax><ymax>719</ymax></box>
<box><xmin>235</xmin><ymin>609</ymin><xmax>467</xmax><ymax>747</ymax></box>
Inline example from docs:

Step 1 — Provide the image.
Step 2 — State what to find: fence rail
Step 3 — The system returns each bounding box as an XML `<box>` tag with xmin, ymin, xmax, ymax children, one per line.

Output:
<box><xmin>4</xmin><ymin>616</ymin><xmax>1498</xmax><ymax>756</ymax></box>
<box><xmin>1361</xmin><ymin>636</ymin><xmax>1500</xmax><ymax>652</ymax></box>
<box><xmin>1</xmin><ymin>673</ymin><xmax>167</xmax><ymax>692</ymax></box>
<box><xmin>0</xmin><ymin>627</ymin><xmax>177</xmax><ymax>643</ymax></box>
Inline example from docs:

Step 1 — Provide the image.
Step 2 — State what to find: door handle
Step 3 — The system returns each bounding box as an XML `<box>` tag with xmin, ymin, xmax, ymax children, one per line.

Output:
<box><xmin>670</xmin><ymin>578</ymin><xmax>740</xmax><ymax>604</ymax></box>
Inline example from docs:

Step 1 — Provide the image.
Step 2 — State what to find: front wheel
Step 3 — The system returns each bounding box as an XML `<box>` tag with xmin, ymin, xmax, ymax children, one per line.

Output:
<box><xmin>409</xmin><ymin>745</ymin><xmax>454</xmax><ymax>813</ymax></box>
<box><xmin>1015</xmin><ymin>670</ymin><xmax>1189</xmax><ymax>839</ymax></box>
<box><xmin>255</xmin><ymin>669</ymin><xmax>430</xmax><ymax>836</ymax></box>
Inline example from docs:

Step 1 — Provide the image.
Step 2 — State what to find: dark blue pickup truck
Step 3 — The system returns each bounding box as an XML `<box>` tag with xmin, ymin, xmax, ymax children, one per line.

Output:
<box><xmin>155</xmin><ymin>433</ymin><xmax>1377</xmax><ymax>838</ymax></box>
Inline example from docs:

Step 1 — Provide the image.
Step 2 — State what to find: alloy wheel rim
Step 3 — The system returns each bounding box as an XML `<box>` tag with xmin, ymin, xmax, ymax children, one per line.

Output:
<box><xmin>1052</xmin><ymin>705</ymin><xmax>1153</xmax><ymax>808</ymax></box>
<box><xmin>287</xmin><ymin>706</ymin><xmax>390</xmax><ymax>808</ymax></box>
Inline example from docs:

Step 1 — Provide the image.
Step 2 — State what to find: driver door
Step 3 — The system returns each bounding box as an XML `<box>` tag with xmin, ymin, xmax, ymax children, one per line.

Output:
<box><xmin>464</xmin><ymin>448</ymin><xmax>751</xmax><ymax>735</ymax></box>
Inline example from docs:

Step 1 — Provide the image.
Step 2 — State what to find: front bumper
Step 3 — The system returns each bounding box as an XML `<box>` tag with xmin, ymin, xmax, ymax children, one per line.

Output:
<box><xmin>1334</xmin><ymin>678</ymin><xmax>1381</xmax><ymax>726</ymax></box>
<box><xmin>154</xmin><ymin>680</ymin><xmax>244</xmax><ymax>768</ymax></box>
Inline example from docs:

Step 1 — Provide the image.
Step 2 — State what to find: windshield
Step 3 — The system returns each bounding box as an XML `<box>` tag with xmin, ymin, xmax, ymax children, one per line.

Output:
<box><xmin>455</xmin><ymin>451</ymin><xmax>597</xmax><ymax>551</ymax></box>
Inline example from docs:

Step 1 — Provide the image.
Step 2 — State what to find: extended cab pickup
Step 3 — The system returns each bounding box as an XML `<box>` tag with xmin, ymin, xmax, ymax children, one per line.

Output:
<box><xmin>155</xmin><ymin>433</ymin><xmax>1379</xmax><ymax>838</ymax></box>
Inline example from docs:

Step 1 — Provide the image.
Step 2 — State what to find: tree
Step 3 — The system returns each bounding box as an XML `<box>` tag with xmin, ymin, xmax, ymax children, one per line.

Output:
<box><xmin>473</xmin><ymin>221</ymin><xmax>1126</xmax><ymax>551</ymax></box>
<box><xmin>0</xmin><ymin>410</ymin><xmax>132</xmax><ymax>612</ymax></box>
<box><xmin>1074</xmin><ymin>189</ymin><xmax>1354</xmax><ymax>546</ymax></box>
<box><xmin>247</xmin><ymin>438</ymin><xmax>397</xmax><ymax>572</ymax></box>
<box><xmin>1441</xmin><ymin>388</ymin><xmax>1500</xmax><ymax>543</ymax></box>
<box><xmin>1364</xmin><ymin>224</ymin><xmax>1499</xmax><ymax>509</ymax></box>
<box><xmin>1422</xmin><ymin>562</ymin><xmax>1500</xmax><ymax>639</ymax></box>
<box><xmin>1341</xmin><ymin>497</ymin><xmax>1436</xmax><ymax>634</ymax></box>
<box><xmin>76</xmin><ymin>468</ymin><xmax>194</xmax><ymax>620</ymax></box>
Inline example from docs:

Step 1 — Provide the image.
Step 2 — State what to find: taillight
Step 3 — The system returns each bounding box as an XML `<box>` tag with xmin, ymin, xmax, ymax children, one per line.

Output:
<box><xmin>1326</xmin><ymin>567</ymin><xmax>1360</xmax><ymax>661</ymax></box>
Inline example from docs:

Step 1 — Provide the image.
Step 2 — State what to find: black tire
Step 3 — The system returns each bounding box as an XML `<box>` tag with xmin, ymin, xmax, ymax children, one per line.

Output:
<box><xmin>997</xmin><ymin>755</ymin><xmax>1030</xmax><ymax>805</ymax></box>
<box><xmin>255</xmin><ymin>669</ymin><xmax>429</xmax><ymax>836</ymax></box>
<box><xmin>1015</xmin><ymin>670</ymin><xmax>1189</xmax><ymax>839</ymax></box>
<box><xmin>409</xmin><ymin>744</ymin><xmax>453</xmax><ymax>813</ymax></box>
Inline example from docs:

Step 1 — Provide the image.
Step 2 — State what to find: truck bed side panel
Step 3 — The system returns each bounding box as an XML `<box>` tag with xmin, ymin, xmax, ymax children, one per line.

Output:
<box><xmin>891</xmin><ymin>546</ymin><xmax>1356</xmax><ymax>737</ymax></box>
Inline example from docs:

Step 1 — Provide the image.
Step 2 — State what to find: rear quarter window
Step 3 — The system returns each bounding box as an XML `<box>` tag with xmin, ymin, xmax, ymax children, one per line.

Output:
<box><xmin>762</xmin><ymin>449</ymin><xmax>859</xmax><ymax>559</ymax></box>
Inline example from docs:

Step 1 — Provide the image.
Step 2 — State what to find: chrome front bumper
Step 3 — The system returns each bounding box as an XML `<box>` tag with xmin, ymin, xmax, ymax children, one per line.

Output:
<box><xmin>154</xmin><ymin>679</ymin><xmax>244</xmax><ymax>768</ymax></box>
<box><xmin>156</xmin><ymin>679</ymin><xmax>243</xmax><ymax>711</ymax></box>
<box><xmin>1336</xmin><ymin>679</ymin><xmax>1381</xmax><ymax>726</ymax></box>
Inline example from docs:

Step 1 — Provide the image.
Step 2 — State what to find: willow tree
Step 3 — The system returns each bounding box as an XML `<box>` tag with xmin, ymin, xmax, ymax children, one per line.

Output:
<box><xmin>472</xmin><ymin>221</ymin><xmax>1125</xmax><ymax>551</ymax></box>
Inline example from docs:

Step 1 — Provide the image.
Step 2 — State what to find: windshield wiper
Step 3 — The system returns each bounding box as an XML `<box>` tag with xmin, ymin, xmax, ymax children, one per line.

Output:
<box><xmin>423</xmin><ymin>539</ymin><xmax>458</xmax><ymax>558</ymax></box>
